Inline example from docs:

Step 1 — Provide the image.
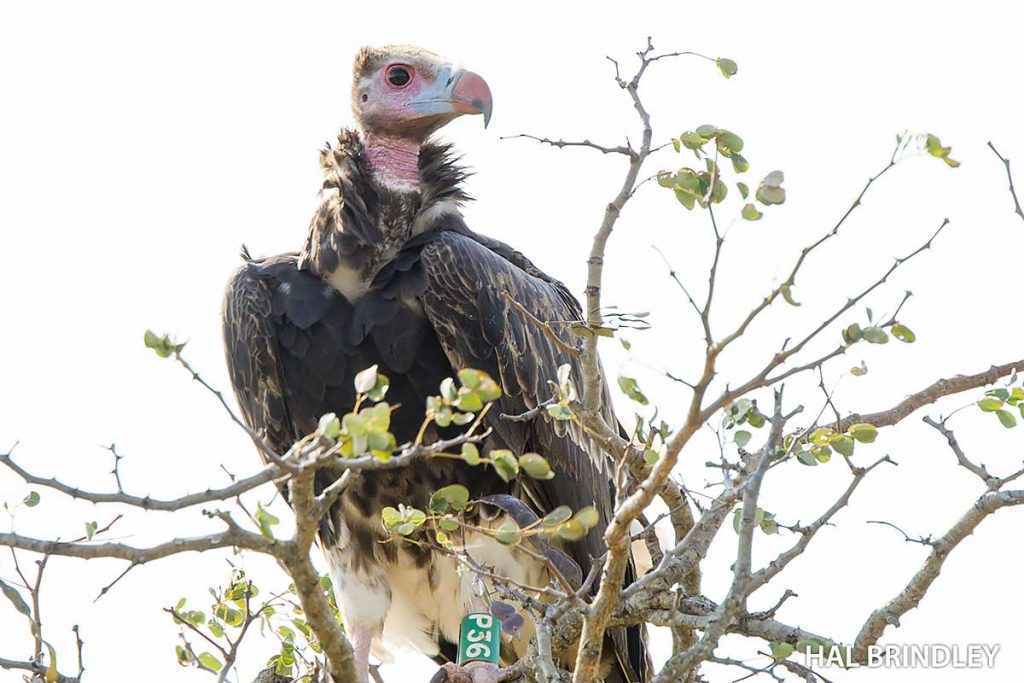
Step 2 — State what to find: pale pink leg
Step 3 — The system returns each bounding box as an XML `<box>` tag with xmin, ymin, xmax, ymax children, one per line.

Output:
<box><xmin>350</xmin><ymin>623</ymin><xmax>375</xmax><ymax>683</ymax></box>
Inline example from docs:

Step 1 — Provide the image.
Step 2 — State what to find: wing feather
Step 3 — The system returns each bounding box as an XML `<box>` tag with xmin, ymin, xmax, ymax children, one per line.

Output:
<box><xmin>417</xmin><ymin>231</ymin><xmax>615</xmax><ymax>560</ymax></box>
<box><xmin>222</xmin><ymin>263</ymin><xmax>297</xmax><ymax>456</ymax></box>
<box><xmin>418</xmin><ymin>231</ymin><xmax>646</xmax><ymax>681</ymax></box>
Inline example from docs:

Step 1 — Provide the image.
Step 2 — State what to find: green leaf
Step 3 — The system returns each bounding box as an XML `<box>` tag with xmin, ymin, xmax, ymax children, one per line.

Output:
<box><xmin>734</xmin><ymin>430</ymin><xmax>751</xmax><ymax>449</ymax></box>
<box><xmin>850</xmin><ymin>361</ymin><xmax>869</xmax><ymax>377</ymax></box>
<box><xmin>809</xmin><ymin>427</ymin><xmax>835</xmax><ymax>443</ymax></box>
<box><xmin>989</xmin><ymin>388</ymin><xmax>1011</xmax><ymax>401</ymax></box>
<box><xmin>0</xmin><ymin>578</ymin><xmax>32</xmax><ymax>619</ymax></box>
<box><xmin>731</xmin><ymin>153</ymin><xmax>750</xmax><ymax>173</ymax></box>
<box><xmin>455</xmin><ymin>391</ymin><xmax>483</xmax><ymax>413</ymax></box>
<box><xmin>44</xmin><ymin>642</ymin><xmax>58</xmax><ymax>682</ymax></box>
<box><xmin>717</xmin><ymin>130</ymin><xmax>744</xmax><ymax>153</ymax></box>
<box><xmin>85</xmin><ymin>521</ymin><xmax>97</xmax><ymax>540</ymax></box>
<box><xmin>756</xmin><ymin>171</ymin><xmax>786</xmax><ymax>205</ymax></box>
<box><xmin>542</xmin><ymin>506</ymin><xmax>573</xmax><ymax>527</ymax></box>
<box><xmin>737</xmin><ymin>182</ymin><xmax>749</xmax><ymax>199</ymax></box>
<box><xmin>717</xmin><ymin>57</ymin><xmax>738</xmax><ymax>78</ymax></box>
<box><xmin>198</xmin><ymin>651</ymin><xmax>223</xmax><ymax>672</ymax></box>
<box><xmin>354</xmin><ymin>365</ymin><xmax>378</xmax><ymax>394</ymax></box>
<box><xmin>891</xmin><ymin>324</ymin><xmax>916</xmax><ymax>343</ymax></box>
<box><xmin>996</xmin><ymin>409</ymin><xmax>1017</xmax><ymax>428</ymax></box>
<box><xmin>366</xmin><ymin>372</ymin><xmax>390</xmax><ymax>402</ymax></box>
<box><xmin>430</xmin><ymin>484</ymin><xmax>470</xmax><ymax>514</ymax></box>
<box><xmin>490</xmin><ymin>449</ymin><xmax>520</xmax><ymax>482</ymax></box>
<box><xmin>461</xmin><ymin>443</ymin><xmax>481</xmax><ymax>466</ymax></box>
<box><xmin>23</xmin><ymin>491</ymin><xmax>40</xmax><ymax>507</ymax></box>
<box><xmin>673</xmin><ymin>185</ymin><xmax>697</xmax><ymax>210</ymax></box>
<box><xmin>796</xmin><ymin>449</ymin><xmax>818</xmax><ymax>466</ymax></box>
<box><xmin>519</xmin><ymin>453</ymin><xmax>554</xmax><ymax>480</ymax></box>
<box><xmin>770</xmin><ymin>642</ymin><xmax>795</xmax><ymax>660</ymax></box>
<box><xmin>643</xmin><ymin>449</ymin><xmax>659</xmax><ymax>465</ymax></box>
<box><xmin>832</xmin><ymin>436</ymin><xmax>855</xmax><ymax>457</ymax></box>
<box><xmin>181</xmin><ymin>609</ymin><xmax>206</xmax><ymax>626</ymax></box>
<box><xmin>476</xmin><ymin>373</ymin><xmax>503</xmax><ymax>402</ymax></box>
<box><xmin>556</xmin><ymin>519</ymin><xmax>587</xmax><ymax>541</ymax></box>
<box><xmin>495</xmin><ymin>520</ymin><xmax>521</xmax><ymax>545</ymax></box>
<box><xmin>977</xmin><ymin>397</ymin><xmax>1003</xmax><ymax>412</ymax></box>
<box><xmin>924</xmin><ymin>133</ymin><xmax>960</xmax><ymax>168</ymax></box>
<box><xmin>318</xmin><ymin>413</ymin><xmax>341</xmax><ymax>439</ymax></box>
<box><xmin>573</xmin><ymin>506</ymin><xmax>600</xmax><ymax>529</ymax></box>
<box><xmin>143</xmin><ymin>330</ymin><xmax>185</xmax><ymax>358</ymax></box>
<box><xmin>862</xmin><ymin>326</ymin><xmax>889</xmax><ymax>344</ymax></box>
<box><xmin>458</xmin><ymin>368</ymin><xmax>482</xmax><ymax>389</ymax></box>
<box><xmin>780</xmin><ymin>284</ymin><xmax>801</xmax><ymax>307</ymax></box>
<box><xmin>381</xmin><ymin>507</ymin><xmax>402</xmax><ymax>530</ymax></box>
<box><xmin>256</xmin><ymin>502</ymin><xmax>280</xmax><ymax>539</ymax></box>
<box><xmin>617</xmin><ymin>376</ymin><xmax>649</xmax><ymax>405</ymax></box>
<box><xmin>848</xmin><ymin>423</ymin><xmax>879</xmax><ymax>443</ymax></box>
<box><xmin>741</xmin><ymin>203</ymin><xmax>762</xmax><ymax>221</ymax></box>
<box><xmin>679</xmin><ymin>130</ymin><xmax>708</xmax><ymax>150</ymax></box>
<box><xmin>796</xmin><ymin>638</ymin><xmax>825</xmax><ymax>655</ymax></box>
<box><xmin>440</xmin><ymin>377</ymin><xmax>458</xmax><ymax>402</ymax></box>
<box><xmin>343</xmin><ymin>412</ymin><xmax>368</xmax><ymax>436</ymax></box>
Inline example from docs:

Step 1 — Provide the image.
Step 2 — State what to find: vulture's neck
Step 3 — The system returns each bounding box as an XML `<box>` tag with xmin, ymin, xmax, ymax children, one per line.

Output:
<box><xmin>362</xmin><ymin>132</ymin><xmax>422</xmax><ymax>189</ymax></box>
<box><xmin>298</xmin><ymin>129</ymin><xmax>470</xmax><ymax>284</ymax></box>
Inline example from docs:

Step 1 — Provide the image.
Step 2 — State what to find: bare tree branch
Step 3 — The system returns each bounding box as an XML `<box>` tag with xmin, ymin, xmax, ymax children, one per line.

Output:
<box><xmin>503</xmin><ymin>133</ymin><xmax>633</xmax><ymax>157</ymax></box>
<box><xmin>839</xmin><ymin>359</ymin><xmax>1023</xmax><ymax>431</ymax></box>
<box><xmin>853</xmin><ymin>488</ymin><xmax>1024</xmax><ymax>661</ymax></box>
<box><xmin>987</xmin><ymin>141</ymin><xmax>1024</xmax><ymax>223</ymax></box>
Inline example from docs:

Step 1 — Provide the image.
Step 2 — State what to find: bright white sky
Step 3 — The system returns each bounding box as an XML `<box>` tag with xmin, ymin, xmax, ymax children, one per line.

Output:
<box><xmin>1</xmin><ymin>2</ymin><xmax>1022</xmax><ymax>682</ymax></box>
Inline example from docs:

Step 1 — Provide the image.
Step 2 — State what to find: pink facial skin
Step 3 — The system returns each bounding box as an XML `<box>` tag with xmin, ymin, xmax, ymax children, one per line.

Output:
<box><xmin>357</xmin><ymin>60</ymin><xmax>493</xmax><ymax>186</ymax></box>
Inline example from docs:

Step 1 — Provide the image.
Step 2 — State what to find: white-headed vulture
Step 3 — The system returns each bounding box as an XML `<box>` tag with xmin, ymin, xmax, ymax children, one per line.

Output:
<box><xmin>222</xmin><ymin>45</ymin><xmax>647</xmax><ymax>683</ymax></box>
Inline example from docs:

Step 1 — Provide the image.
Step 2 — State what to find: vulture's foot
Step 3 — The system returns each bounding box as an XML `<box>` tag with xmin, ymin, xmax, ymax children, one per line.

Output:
<box><xmin>429</xmin><ymin>661</ymin><xmax>509</xmax><ymax>683</ymax></box>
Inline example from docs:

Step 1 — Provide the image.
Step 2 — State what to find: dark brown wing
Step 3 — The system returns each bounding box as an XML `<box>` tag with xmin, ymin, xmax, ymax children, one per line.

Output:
<box><xmin>221</xmin><ymin>256</ymin><xmax>298</xmax><ymax>457</ymax></box>
<box><xmin>418</xmin><ymin>230</ymin><xmax>646</xmax><ymax>682</ymax></box>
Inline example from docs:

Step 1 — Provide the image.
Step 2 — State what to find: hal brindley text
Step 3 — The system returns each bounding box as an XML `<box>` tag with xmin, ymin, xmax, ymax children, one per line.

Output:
<box><xmin>807</xmin><ymin>644</ymin><xmax>1000</xmax><ymax>669</ymax></box>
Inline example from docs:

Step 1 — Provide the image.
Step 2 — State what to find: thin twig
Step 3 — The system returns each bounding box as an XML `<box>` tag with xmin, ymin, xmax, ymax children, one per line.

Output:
<box><xmin>987</xmin><ymin>141</ymin><xmax>1024</xmax><ymax>223</ymax></box>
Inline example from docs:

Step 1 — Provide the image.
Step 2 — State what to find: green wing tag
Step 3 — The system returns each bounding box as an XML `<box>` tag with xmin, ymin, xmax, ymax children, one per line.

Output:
<box><xmin>457</xmin><ymin>612</ymin><xmax>501</xmax><ymax>665</ymax></box>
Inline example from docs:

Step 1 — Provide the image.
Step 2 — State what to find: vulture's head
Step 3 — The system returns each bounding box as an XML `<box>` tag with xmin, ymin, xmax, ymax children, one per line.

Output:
<box><xmin>351</xmin><ymin>45</ymin><xmax>493</xmax><ymax>142</ymax></box>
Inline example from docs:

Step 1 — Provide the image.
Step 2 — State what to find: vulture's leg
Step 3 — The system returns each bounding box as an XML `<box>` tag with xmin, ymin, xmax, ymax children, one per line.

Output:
<box><xmin>350</xmin><ymin>623</ymin><xmax>376</xmax><ymax>683</ymax></box>
<box><xmin>431</xmin><ymin>593</ymin><xmax>502</xmax><ymax>683</ymax></box>
<box><xmin>432</xmin><ymin>661</ymin><xmax>504</xmax><ymax>683</ymax></box>
<box><xmin>327</xmin><ymin>556</ymin><xmax>389</xmax><ymax>683</ymax></box>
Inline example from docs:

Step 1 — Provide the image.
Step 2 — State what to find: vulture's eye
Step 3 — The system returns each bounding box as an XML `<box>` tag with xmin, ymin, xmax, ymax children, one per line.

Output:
<box><xmin>387</xmin><ymin>65</ymin><xmax>411</xmax><ymax>88</ymax></box>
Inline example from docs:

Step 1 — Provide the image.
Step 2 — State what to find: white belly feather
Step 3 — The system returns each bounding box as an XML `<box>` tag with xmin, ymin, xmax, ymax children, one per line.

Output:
<box><xmin>324</xmin><ymin>514</ymin><xmax>548</xmax><ymax>662</ymax></box>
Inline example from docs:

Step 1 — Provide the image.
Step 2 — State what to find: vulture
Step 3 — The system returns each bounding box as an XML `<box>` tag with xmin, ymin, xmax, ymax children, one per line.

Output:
<box><xmin>222</xmin><ymin>45</ymin><xmax>646</xmax><ymax>683</ymax></box>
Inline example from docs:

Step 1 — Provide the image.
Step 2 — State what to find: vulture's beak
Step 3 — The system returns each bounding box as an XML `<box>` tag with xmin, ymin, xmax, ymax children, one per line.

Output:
<box><xmin>411</xmin><ymin>66</ymin><xmax>493</xmax><ymax>128</ymax></box>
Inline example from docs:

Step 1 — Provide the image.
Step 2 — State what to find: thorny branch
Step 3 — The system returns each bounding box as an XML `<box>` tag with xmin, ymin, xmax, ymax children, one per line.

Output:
<box><xmin>507</xmin><ymin>36</ymin><xmax>1024</xmax><ymax>683</ymax></box>
<box><xmin>987</xmin><ymin>141</ymin><xmax>1024</xmax><ymax>223</ymax></box>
